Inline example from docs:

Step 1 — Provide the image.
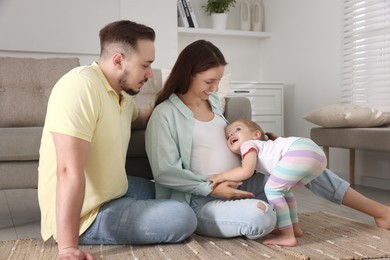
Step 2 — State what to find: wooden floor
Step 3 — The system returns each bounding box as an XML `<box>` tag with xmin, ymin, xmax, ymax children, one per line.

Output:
<box><xmin>1</xmin><ymin>185</ymin><xmax>389</xmax><ymax>257</ymax></box>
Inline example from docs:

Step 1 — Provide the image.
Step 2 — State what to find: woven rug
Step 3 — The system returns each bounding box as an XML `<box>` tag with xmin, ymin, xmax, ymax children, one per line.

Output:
<box><xmin>2</xmin><ymin>211</ymin><xmax>390</xmax><ymax>260</ymax></box>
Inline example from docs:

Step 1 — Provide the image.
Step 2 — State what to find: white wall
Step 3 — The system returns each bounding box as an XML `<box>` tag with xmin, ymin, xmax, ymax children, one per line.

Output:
<box><xmin>261</xmin><ymin>0</ymin><xmax>390</xmax><ymax>190</ymax></box>
<box><xmin>0</xmin><ymin>0</ymin><xmax>177</xmax><ymax>68</ymax></box>
<box><xmin>261</xmin><ymin>0</ymin><xmax>342</xmax><ymax>137</ymax></box>
<box><xmin>178</xmin><ymin>0</ymin><xmax>267</xmax><ymax>81</ymax></box>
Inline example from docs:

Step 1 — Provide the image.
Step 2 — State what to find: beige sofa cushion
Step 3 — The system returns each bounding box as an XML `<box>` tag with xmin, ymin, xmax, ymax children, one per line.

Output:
<box><xmin>0</xmin><ymin>127</ymin><xmax>42</xmax><ymax>161</ymax></box>
<box><xmin>133</xmin><ymin>69</ymin><xmax>163</xmax><ymax>111</ymax></box>
<box><xmin>0</xmin><ymin>57</ymin><xmax>80</xmax><ymax>127</ymax></box>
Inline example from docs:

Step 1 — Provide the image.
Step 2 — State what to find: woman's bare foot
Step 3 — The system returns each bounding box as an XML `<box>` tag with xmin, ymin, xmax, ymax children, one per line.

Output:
<box><xmin>375</xmin><ymin>208</ymin><xmax>390</xmax><ymax>229</ymax></box>
<box><xmin>341</xmin><ymin>187</ymin><xmax>390</xmax><ymax>230</ymax></box>
<box><xmin>263</xmin><ymin>228</ymin><xmax>297</xmax><ymax>247</ymax></box>
<box><xmin>293</xmin><ymin>223</ymin><xmax>303</xmax><ymax>237</ymax></box>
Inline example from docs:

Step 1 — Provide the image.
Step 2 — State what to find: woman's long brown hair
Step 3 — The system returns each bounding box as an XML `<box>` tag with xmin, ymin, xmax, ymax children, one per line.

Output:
<box><xmin>154</xmin><ymin>40</ymin><xmax>227</xmax><ymax>107</ymax></box>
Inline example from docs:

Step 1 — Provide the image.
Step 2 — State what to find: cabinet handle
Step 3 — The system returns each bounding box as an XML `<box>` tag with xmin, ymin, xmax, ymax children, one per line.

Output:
<box><xmin>234</xmin><ymin>90</ymin><xmax>250</xmax><ymax>93</ymax></box>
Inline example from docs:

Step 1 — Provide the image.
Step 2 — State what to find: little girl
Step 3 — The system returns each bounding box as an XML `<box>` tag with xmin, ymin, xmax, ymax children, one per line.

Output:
<box><xmin>209</xmin><ymin>119</ymin><xmax>327</xmax><ymax>247</ymax></box>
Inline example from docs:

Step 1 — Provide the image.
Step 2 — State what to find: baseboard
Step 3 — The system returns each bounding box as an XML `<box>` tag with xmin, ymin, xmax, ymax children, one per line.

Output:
<box><xmin>358</xmin><ymin>176</ymin><xmax>390</xmax><ymax>191</ymax></box>
<box><xmin>331</xmin><ymin>171</ymin><xmax>390</xmax><ymax>191</ymax></box>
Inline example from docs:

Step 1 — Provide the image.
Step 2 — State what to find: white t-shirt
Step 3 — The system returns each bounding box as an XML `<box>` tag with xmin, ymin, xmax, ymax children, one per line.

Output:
<box><xmin>240</xmin><ymin>137</ymin><xmax>300</xmax><ymax>175</ymax></box>
<box><xmin>191</xmin><ymin>115</ymin><xmax>241</xmax><ymax>176</ymax></box>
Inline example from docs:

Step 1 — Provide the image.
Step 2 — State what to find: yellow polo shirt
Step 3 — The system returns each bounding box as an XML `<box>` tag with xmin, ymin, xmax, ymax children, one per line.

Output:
<box><xmin>38</xmin><ymin>62</ymin><xmax>138</xmax><ymax>241</ymax></box>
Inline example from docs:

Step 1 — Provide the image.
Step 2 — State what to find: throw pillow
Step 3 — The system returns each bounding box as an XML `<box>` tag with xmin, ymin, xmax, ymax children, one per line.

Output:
<box><xmin>133</xmin><ymin>69</ymin><xmax>163</xmax><ymax>110</ymax></box>
<box><xmin>160</xmin><ymin>68</ymin><xmax>231</xmax><ymax>113</ymax></box>
<box><xmin>304</xmin><ymin>104</ymin><xmax>390</xmax><ymax>128</ymax></box>
<box><xmin>217</xmin><ymin>73</ymin><xmax>231</xmax><ymax>113</ymax></box>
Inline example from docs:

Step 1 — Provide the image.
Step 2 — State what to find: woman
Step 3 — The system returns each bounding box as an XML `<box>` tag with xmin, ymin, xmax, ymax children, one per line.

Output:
<box><xmin>145</xmin><ymin>40</ymin><xmax>390</xmax><ymax>240</ymax></box>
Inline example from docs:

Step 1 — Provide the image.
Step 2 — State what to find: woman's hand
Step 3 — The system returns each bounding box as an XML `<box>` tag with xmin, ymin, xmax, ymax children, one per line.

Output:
<box><xmin>210</xmin><ymin>181</ymin><xmax>254</xmax><ymax>199</ymax></box>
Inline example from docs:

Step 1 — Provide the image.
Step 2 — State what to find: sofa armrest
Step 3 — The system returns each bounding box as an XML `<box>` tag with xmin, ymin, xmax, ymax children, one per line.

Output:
<box><xmin>224</xmin><ymin>97</ymin><xmax>252</xmax><ymax>123</ymax></box>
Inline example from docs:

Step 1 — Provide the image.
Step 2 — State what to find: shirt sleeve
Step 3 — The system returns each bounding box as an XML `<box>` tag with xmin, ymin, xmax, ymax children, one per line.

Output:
<box><xmin>240</xmin><ymin>140</ymin><xmax>259</xmax><ymax>159</ymax></box>
<box><xmin>46</xmin><ymin>73</ymin><xmax>100</xmax><ymax>142</ymax></box>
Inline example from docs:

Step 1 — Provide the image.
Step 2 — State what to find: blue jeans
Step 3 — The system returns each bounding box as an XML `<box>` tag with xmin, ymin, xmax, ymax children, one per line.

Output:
<box><xmin>190</xmin><ymin>168</ymin><xmax>349</xmax><ymax>239</ymax></box>
<box><xmin>240</xmin><ymin>168</ymin><xmax>350</xmax><ymax>204</ymax></box>
<box><xmin>191</xmin><ymin>195</ymin><xmax>277</xmax><ymax>239</ymax></box>
<box><xmin>79</xmin><ymin>176</ymin><xmax>197</xmax><ymax>245</ymax></box>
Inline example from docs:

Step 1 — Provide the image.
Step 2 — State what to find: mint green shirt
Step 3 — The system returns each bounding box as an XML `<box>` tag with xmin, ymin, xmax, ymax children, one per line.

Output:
<box><xmin>145</xmin><ymin>93</ymin><xmax>227</xmax><ymax>203</ymax></box>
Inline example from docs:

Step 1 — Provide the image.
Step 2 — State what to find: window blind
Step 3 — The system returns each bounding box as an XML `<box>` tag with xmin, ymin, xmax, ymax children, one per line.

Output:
<box><xmin>341</xmin><ymin>0</ymin><xmax>390</xmax><ymax>112</ymax></box>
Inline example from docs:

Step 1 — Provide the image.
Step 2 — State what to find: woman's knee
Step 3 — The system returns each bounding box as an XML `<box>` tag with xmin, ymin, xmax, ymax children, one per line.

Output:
<box><xmin>246</xmin><ymin>201</ymin><xmax>277</xmax><ymax>239</ymax></box>
<box><xmin>257</xmin><ymin>201</ymin><xmax>267</xmax><ymax>211</ymax></box>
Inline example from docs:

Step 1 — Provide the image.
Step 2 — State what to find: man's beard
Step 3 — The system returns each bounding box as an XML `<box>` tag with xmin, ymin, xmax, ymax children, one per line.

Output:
<box><xmin>123</xmin><ymin>87</ymin><xmax>139</xmax><ymax>96</ymax></box>
<box><xmin>119</xmin><ymin>70</ymin><xmax>147</xmax><ymax>96</ymax></box>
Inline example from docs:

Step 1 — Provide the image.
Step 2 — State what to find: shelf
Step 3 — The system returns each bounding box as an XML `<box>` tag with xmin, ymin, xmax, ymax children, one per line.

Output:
<box><xmin>178</xmin><ymin>27</ymin><xmax>271</xmax><ymax>39</ymax></box>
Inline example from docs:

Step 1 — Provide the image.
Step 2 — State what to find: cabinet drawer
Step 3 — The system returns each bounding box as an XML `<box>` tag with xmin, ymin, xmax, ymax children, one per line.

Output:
<box><xmin>229</xmin><ymin>88</ymin><xmax>282</xmax><ymax>115</ymax></box>
<box><xmin>252</xmin><ymin>115</ymin><xmax>283</xmax><ymax>136</ymax></box>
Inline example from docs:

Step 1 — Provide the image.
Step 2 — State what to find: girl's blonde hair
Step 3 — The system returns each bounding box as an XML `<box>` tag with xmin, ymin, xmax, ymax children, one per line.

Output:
<box><xmin>230</xmin><ymin>119</ymin><xmax>277</xmax><ymax>141</ymax></box>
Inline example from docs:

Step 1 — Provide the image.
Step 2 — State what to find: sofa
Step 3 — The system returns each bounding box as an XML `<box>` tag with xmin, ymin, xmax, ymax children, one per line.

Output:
<box><xmin>0</xmin><ymin>57</ymin><xmax>252</xmax><ymax>189</ymax></box>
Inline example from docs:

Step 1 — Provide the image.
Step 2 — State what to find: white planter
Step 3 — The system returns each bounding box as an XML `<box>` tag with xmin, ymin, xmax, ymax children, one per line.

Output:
<box><xmin>211</xmin><ymin>13</ymin><xmax>228</xmax><ymax>30</ymax></box>
<box><xmin>240</xmin><ymin>0</ymin><xmax>251</xmax><ymax>31</ymax></box>
<box><xmin>252</xmin><ymin>0</ymin><xmax>264</xmax><ymax>31</ymax></box>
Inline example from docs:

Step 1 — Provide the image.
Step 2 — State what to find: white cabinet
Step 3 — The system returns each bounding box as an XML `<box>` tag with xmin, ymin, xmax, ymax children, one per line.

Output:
<box><xmin>228</xmin><ymin>82</ymin><xmax>284</xmax><ymax>136</ymax></box>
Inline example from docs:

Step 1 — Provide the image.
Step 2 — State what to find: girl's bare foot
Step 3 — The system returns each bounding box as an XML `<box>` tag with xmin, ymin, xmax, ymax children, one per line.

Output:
<box><xmin>263</xmin><ymin>234</ymin><xmax>297</xmax><ymax>247</ymax></box>
<box><xmin>263</xmin><ymin>228</ymin><xmax>297</xmax><ymax>247</ymax></box>
<box><xmin>293</xmin><ymin>223</ymin><xmax>303</xmax><ymax>237</ymax></box>
<box><xmin>271</xmin><ymin>228</ymin><xmax>281</xmax><ymax>235</ymax></box>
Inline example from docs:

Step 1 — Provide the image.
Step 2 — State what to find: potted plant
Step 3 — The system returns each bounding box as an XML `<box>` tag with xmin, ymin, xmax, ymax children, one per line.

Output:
<box><xmin>202</xmin><ymin>0</ymin><xmax>237</xmax><ymax>30</ymax></box>
<box><xmin>203</xmin><ymin>0</ymin><xmax>237</xmax><ymax>15</ymax></box>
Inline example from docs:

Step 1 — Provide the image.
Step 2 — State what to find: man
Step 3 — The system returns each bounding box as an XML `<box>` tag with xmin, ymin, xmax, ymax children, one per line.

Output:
<box><xmin>38</xmin><ymin>20</ymin><xmax>197</xmax><ymax>259</ymax></box>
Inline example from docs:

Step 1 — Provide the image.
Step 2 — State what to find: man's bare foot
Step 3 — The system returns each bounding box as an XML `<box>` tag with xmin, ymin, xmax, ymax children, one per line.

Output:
<box><xmin>263</xmin><ymin>234</ymin><xmax>297</xmax><ymax>247</ymax></box>
<box><xmin>293</xmin><ymin>223</ymin><xmax>303</xmax><ymax>237</ymax></box>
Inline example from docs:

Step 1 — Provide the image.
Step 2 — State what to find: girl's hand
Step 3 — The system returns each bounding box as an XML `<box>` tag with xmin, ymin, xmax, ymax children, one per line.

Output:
<box><xmin>208</xmin><ymin>175</ymin><xmax>224</xmax><ymax>188</ymax></box>
<box><xmin>210</xmin><ymin>181</ymin><xmax>254</xmax><ymax>199</ymax></box>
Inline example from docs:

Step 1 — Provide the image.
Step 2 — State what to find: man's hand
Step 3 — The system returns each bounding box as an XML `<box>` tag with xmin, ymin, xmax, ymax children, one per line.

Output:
<box><xmin>57</xmin><ymin>247</ymin><xmax>93</xmax><ymax>260</ymax></box>
<box><xmin>210</xmin><ymin>181</ymin><xmax>254</xmax><ymax>199</ymax></box>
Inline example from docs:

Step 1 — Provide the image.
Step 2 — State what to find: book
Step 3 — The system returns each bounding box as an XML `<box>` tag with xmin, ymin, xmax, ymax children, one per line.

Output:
<box><xmin>177</xmin><ymin>0</ymin><xmax>189</xmax><ymax>28</ymax></box>
<box><xmin>185</xmin><ymin>0</ymin><xmax>199</xmax><ymax>28</ymax></box>
<box><xmin>181</xmin><ymin>0</ymin><xmax>195</xmax><ymax>28</ymax></box>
